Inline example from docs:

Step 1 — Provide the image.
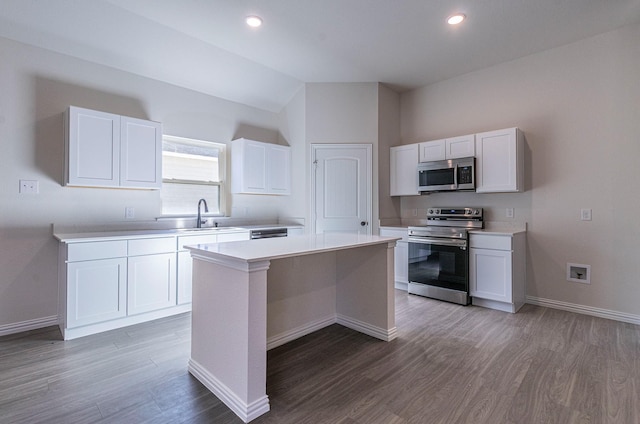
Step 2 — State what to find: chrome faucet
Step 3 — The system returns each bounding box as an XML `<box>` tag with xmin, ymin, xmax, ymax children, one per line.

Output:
<box><xmin>197</xmin><ymin>198</ymin><xmax>209</xmax><ymax>228</ymax></box>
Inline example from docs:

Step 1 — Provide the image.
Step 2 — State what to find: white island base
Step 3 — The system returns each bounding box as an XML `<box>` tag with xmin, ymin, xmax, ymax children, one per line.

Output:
<box><xmin>186</xmin><ymin>234</ymin><xmax>399</xmax><ymax>422</ymax></box>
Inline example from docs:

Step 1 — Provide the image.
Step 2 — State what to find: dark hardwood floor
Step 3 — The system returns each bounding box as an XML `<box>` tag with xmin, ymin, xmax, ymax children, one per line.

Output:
<box><xmin>1</xmin><ymin>290</ymin><xmax>638</xmax><ymax>423</ymax></box>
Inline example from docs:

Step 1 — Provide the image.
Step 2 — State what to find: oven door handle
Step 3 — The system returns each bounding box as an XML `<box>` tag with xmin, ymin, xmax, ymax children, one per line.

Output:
<box><xmin>408</xmin><ymin>237</ymin><xmax>467</xmax><ymax>249</ymax></box>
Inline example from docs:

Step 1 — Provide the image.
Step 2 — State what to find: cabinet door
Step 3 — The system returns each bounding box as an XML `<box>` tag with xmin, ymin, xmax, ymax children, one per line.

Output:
<box><xmin>66</xmin><ymin>106</ymin><xmax>120</xmax><ymax>187</ymax></box>
<box><xmin>445</xmin><ymin>134</ymin><xmax>475</xmax><ymax>158</ymax></box>
<box><xmin>128</xmin><ymin>253</ymin><xmax>177</xmax><ymax>315</ymax></box>
<box><xmin>67</xmin><ymin>258</ymin><xmax>127</xmax><ymax>328</ymax></box>
<box><xmin>395</xmin><ymin>241</ymin><xmax>409</xmax><ymax>285</ymax></box>
<box><xmin>217</xmin><ymin>231</ymin><xmax>250</xmax><ymax>242</ymax></box>
<box><xmin>475</xmin><ymin>128</ymin><xmax>523</xmax><ymax>193</ymax></box>
<box><xmin>177</xmin><ymin>234</ymin><xmax>218</xmax><ymax>305</ymax></box>
<box><xmin>177</xmin><ymin>251</ymin><xmax>193</xmax><ymax>305</ymax></box>
<box><xmin>469</xmin><ymin>248</ymin><xmax>512</xmax><ymax>303</ymax></box>
<box><xmin>390</xmin><ymin>144</ymin><xmax>419</xmax><ymax>196</ymax></box>
<box><xmin>233</xmin><ymin>139</ymin><xmax>267</xmax><ymax>193</ymax></box>
<box><xmin>268</xmin><ymin>145</ymin><xmax>291</xmax><ymax>194</ymax></box>
<box><xmin>380</xmin><ymin>228</ymin><xmax>409</xmax><ymax>285</ymax></box>
<box><xmin>419</xmin><ymin>139</ymin><xmax>446</xmax><ymax>162</ymax></box>
<box><xmin>120</xmin><ymin>116</ymin><xmax>162</xmax><ymax>189</ymax></box>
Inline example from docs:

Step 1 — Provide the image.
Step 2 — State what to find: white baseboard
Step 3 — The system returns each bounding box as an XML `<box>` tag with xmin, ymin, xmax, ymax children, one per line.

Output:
<box><xmin>526</xmin><ymin>296</ymin><xmax>640</xmax><ymax>325</ymax></box>
<box><xmin>0</xmin><ymin>315</ymin><xmax>58</xmax><ymax>337</ymax></box>
<box><xmin>336</xmin><ymin>314</ymin><xmax>397</xmax><ymax>342</ymax></box>
<box><xmin>267</xmin><ymin>314</ymin><xmax>336</xmax><ymax>350</ymax></box>
<box><xmin>188</xmin><ymin>359</ymin><xmax>270</xmax><ymax>423</ymax></box>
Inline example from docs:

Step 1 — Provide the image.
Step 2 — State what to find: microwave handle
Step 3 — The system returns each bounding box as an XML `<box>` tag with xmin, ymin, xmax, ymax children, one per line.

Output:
<box><xmin>454</xmin><ymin>164</ymin><xmax>458</xmax><ymax>187</ymax></box>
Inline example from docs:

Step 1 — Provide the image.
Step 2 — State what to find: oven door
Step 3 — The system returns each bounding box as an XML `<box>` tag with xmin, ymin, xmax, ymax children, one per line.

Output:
<box><xmin>408</xmin><ymin>237</ymin><xmax>469</xmax><ymax>303</ymax></box>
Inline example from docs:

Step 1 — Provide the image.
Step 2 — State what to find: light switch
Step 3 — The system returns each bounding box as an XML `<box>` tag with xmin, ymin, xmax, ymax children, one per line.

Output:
<box><xmin>580</xmin><ymin>209</ymin><xmax>592</xmax><ymax>221</ymax></box>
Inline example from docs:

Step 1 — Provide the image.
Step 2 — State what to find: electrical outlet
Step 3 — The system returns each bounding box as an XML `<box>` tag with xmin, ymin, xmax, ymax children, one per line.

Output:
<box><xmin>412</xmin><ymin>209</ymin><xmax>418</xmax><ymax>217</ymax></box>
<box><xmin>125</xmin><ymin>207</ymin><xmax>135</xmax><ymax>219</ymax></box>
<box><xmin>580</xmin><ymin>208</ymin><xmax>592</xmax><ymax>221</ymax></box>
<box><xmin>506</xmin><ymin>208</ymin><xmax>514</xmax><ymax>218</ymax></box>
<box><xmin>19</xmin><ymin>179</ymin><xmax>39</xmax><ymax>194</ymax></box>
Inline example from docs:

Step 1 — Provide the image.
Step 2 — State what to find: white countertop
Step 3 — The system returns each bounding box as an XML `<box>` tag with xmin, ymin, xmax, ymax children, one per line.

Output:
<box><xmin>186</xmin><ymin>233</ymin><xmax>400</xmax><ymax>263</ymax></box>
<box><xmin>53</xmin><ymin>227</ymin><xmax>249</xmax><ymax>243</ymax></box>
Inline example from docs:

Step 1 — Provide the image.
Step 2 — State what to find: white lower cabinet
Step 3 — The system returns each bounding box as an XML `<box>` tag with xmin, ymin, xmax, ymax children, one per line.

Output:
<box><xmin>58</xmin><ymin>228</ymin><xmax>255</xmax><ymax>339</ymax></box>
<box><xmin>59</xmin><ymin>236</ymin><xmax>185</xmax><ymax>340</ymax></box>
<box><xmin>177</xmin><ymin>234</ymin><xmax>218</xmax><ymax>305</ymax></box>
<box><xmin>380</xmin><ymin>227</ymin><xmax>408</xmax><ymax>290</ymax></box>
<box><xmin>67</xmin><ymin>258</ymin><xmax>127</xmax><ymax>328</ymax></box>
<box><xmin>176</xmin><ymin>230</ymin><xmax>250</xmax><ymax>305</ymax></box>
<box><xmin>128</xmin><ymin>253</ymin><xmax>176</xmax><ymax>315</ymax></box>
<box><xmin>469</xmin><ymin>232</ymin><xmax>526</xmax><ymax>313</ymax></box>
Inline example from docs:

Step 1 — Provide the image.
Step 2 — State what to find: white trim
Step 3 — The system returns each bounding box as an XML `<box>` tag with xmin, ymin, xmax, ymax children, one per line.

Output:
<box><xmin>0</xmin><ymin>315</ymin><xmax>58</xmax><ymax>337</ymax></box>
<box><xmin>61</xmin><ymin>305</ymin><xmax>192</xmax><ymax>340</ymax></box>
<box><xmin>189</xmin><ymin>252</ymin><xmax>270</xmax><ymax>273</ymax></box>
<box><xmin>526</xmin><ymin>296</ymin><xmax>640</xmax><ymax>325</ymax></box>
<box><xmin>472</xmin><ymin>297</ymin><xmax>520</xmax><ymax>313</ymax></box>
<box><xmin>267</xmin><ymin>314</ymin><xmax>336</xmax><ymax>350</ymax></box>
<box><xmin>188</xmin><ymin>359</ymin><xmax>270</xmax><ymax>423</ymax></box>
<box><xmin>336</xmin><ymin>314</ymin><xmax>397</xmax><ymax>342</ymax></box>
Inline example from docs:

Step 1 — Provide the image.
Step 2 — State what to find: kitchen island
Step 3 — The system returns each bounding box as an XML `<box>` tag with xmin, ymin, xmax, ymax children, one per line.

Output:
<box><xmin>185</xmin><ymin>233</ymin><xmax>399</xmax><ymax>422</ymax></box>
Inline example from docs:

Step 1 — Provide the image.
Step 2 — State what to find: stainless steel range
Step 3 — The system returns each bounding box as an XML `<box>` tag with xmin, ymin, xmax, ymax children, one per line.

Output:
<box><xmin>407</xmin><ymin>207</ymin><xmax>483</xmax><ymax>305</ymax></box>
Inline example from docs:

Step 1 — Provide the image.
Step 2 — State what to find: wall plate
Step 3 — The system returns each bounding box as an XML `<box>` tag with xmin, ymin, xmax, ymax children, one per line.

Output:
<box><xmin>567</xmin><ymin>263</ymin><xmax>590</xmax><ymax>284</ymax></box>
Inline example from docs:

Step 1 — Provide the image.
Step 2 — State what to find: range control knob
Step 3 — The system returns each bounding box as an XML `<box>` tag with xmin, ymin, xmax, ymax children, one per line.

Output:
<box><xmin>428</xmin><ymin>209</ymin><xmax>433</xmax><ymax>214</ymax></box>
<box><xmin>473</xmin><ymin>209</ymin><xmax>480</xmax><ymax>215</ymax></box>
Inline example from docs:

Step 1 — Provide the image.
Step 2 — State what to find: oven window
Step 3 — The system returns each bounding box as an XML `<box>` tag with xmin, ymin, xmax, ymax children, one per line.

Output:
<box><xmin>420</xmin><ymin>168</ymin><xmax>454</xmax><ymax>187</ymax></box>
<box><xmin>408</xmin><ymin>242</ymin><xmax>468</xmax><ymax>292</ymax></box>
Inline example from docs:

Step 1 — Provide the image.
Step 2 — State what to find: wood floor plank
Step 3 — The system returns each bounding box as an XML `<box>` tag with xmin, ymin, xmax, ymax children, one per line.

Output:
<box><xmin>1</xmin><ymin>292</ymin><xmax>639</xmax><ymax>423</ymax></box>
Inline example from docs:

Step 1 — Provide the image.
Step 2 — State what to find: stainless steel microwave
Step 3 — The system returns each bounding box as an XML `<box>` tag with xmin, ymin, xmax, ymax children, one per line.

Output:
<box><xmin>418</xmin><ymin>157</ymin><xmax>475</xmax><ymax>193</ymax></box>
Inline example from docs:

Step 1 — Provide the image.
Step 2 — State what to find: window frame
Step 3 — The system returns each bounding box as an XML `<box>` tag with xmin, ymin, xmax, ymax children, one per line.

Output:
<box><xmin>160</xmin><ymin>134</ymin><xmax>227</xmax><ymax>217</ymax></box>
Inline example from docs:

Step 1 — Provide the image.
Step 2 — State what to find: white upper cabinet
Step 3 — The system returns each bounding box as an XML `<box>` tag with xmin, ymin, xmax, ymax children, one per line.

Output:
<box><xmin>419</xmin><ymin>134</ymin><xmax>475</xmax><ymax>162</ymax></box>
<box><xmin>120</xmin><ymin>116</ymin><xmax>162</xmax><ymax>189</ymax></box>
<box><xmin>390</xmin><ymin>143</ymin><xmax>419</xmax><ymax>196</ymax></box>
<box><xmin>445</xmin><ymin>134</ymin><xmax>475</xmax><ymax>159</ymax></box>
<box><xmin>65</xmin><ymin>106</ymin><xmax>162</xmax><ymax>189</ymax></box>
<box><xmin>66</xmin><ymin>107</ymin><xmax>120</xmax><ymax>187</ymax></box>
<box><xmin>419</xmin><ymin>139</ymin><xmax>446</xmax><ymax>162</ymax></box>
<box><xmin>475</xmin><ymin>128</ymin><xmax>524</xmax><ymax>193</ymax></box>
<box><xmin>231</xmin><ymin>138</ymin><xmax>291</xmax><ymax>195</ymax></box>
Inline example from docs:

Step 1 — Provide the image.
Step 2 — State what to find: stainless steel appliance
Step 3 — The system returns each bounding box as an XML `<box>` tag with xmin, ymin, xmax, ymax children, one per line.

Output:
<box><xmin>408</xmin><ymin>207</ymin><xmax>483</xmax><ymax>305</ymax></box>
<box><xmin>418</xmin><ymin>157</ymin><xmax>475</xmax><ymax>193</ymax></box>
<box><xmin>250</xmin><ymin>227</ymin><xmax>288</xmax><ymax>239</ymax></box>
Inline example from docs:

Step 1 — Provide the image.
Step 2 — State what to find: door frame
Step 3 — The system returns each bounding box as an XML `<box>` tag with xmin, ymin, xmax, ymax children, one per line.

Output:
<box><xmin>310</xmin><ymin>143</ymin><xmax>373</xmax><ymax>235</ymax></box>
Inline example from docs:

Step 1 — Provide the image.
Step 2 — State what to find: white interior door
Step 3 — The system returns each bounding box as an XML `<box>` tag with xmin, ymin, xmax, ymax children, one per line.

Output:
<box><xmin>312</xmin><ymin>144</ymin><xmax>372</xmax><ymax>235</ymax></box>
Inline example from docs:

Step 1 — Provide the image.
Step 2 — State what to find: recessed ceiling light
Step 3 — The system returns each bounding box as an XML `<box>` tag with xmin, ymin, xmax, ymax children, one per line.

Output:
<box><xmin>447</xmin><ymin>13</ymin><xmax>466</xmax><ymax>25</ymax></box>
<box><xmin>246</xmin><ymin>15</ymin><xmax>263</xmax><ymax>28</ymax></box>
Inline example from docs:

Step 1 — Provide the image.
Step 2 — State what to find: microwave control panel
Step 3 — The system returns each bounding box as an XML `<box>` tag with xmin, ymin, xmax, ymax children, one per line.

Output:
<box><xmin>458</xmin><ymin>166</ymin><xmax>473</xmax><ymax>184</ymax></box>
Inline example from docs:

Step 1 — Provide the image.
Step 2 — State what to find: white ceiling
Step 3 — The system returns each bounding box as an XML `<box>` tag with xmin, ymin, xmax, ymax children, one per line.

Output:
<box><xmin>1</xmin><ymin>0</ymin><xmax>639</xmax><ymax>112</ymax></box>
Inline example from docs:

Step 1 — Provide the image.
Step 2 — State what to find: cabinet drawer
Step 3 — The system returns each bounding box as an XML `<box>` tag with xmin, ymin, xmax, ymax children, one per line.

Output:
<box><xmin>128</xmin><ymin>237</ymin><xmax>176</xmax><ymax>256</ymax></box>
<box><xmin>178</xmin><ymin>234</ymin><xmax>219</xmax><ymax>251</ymax></box>
<box><xmin>469</xmin><ymin>234</ymin><xmax>512</xmax><ymax>251</ymax></box>
<box><xmin>67</xmin><ymin>240</ymin><xmax>127</xmax><ymax>262</ymax></box>
<box><xmin>217</xmin><ymin>231</ymin><xmax>249</xmax><ymax>243</ymax></box>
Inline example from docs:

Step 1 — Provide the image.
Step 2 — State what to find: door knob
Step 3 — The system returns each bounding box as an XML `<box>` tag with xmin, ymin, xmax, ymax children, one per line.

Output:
<box><xmin>360</xmin><ymin>221</ymin><xmax>367</xmax><ymax>226</ymax></box>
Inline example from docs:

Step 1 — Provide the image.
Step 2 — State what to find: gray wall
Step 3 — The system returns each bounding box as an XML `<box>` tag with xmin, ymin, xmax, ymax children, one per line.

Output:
<box><xmin>399</xmin><ymin>23</ymin><xmax>640</xmax><ymax>319</ymax></box>
<box><xmin>0</xmin><ymin>37</ymin><xmax>291</xmax><ymax>329</ymax></box>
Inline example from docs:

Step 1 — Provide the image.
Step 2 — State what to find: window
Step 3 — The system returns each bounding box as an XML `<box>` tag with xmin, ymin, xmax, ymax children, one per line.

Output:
<box><xmin>161</xmin><ymin>135</ymin><xmax>225</xmax><ymax>216</ymax></box>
